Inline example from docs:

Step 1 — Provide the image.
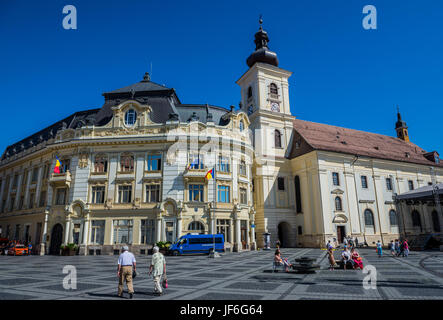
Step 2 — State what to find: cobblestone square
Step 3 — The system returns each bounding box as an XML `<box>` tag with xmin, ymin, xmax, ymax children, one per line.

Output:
<box><xmin>0</xmin><ymin>248</ymin><xmax>442</xmax><ymax>300</ymax></box>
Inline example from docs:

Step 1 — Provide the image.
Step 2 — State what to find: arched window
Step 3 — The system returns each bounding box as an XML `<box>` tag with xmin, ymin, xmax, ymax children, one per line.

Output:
<box><xmin>274</xmin><ymin>130</ymin><xmax>282</xmax><ymax>148</ymax></box>
<box><xmin>239</xmin><ymin>120</ymin><xmax>244</xmax><ymax>132</ymax></box>
<box><xmin>294</xmin><ymin>176</ymin><xmax>302</xmax><ymax>213</ymax></box>
<box><xmin>389</xmin><ymin>210</ymin><xmax>398</xmax><ymax>226</ymax></box>
<box><xmin>94</xmin><ymin>154</ymin><xmax>108</xmax><ymax>173</ymax></box>
<box><xmin>120</xmin><ymin>153</ymin><xmax>134</xmax><ymax>172</ymax></box>
<box><xmin>411</xmin><ymin>210</ymin><xmax>422</xmax><ymax>229</ymax></box>
<box><xmin>124</xmin><ymin>109</ymin><xmax>137</xmax><ymax>126</ymax></box>
<box><xmin>335</xmin><ymin>197</ymin><xmax>342</xmax><ymax>211</ymax></box>
<box><xmin>431</xmin><ymin>210</ymin><xmax>440</xmax><ymax>232</ymax></box>
<box><xmin>188</xmin><ymin>221</ymin><xmax>205</xmax><ymax>234</ymax></box>
<box><xmin>364</xmin><ymin>209</ymin><xmax>375</xmax><ymax>226</ymax></box>
<box><xmin>270</xmin><ymin>83</ymin><xmax>278</xmax><ymax>95</ymax></box>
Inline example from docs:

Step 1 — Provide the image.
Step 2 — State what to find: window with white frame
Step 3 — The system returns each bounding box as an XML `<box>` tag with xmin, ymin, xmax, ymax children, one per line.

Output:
<box><xmin>145</xmin><ymin>184</ymin><xmax>160</xmax><ymax>203</ymax></box>
<box><xmin>188</xmin><ymin>221</ymin><xmax>205</xmax><ymax>234</ymax></box>
<box><xmin>141</xmin><ymin>219</ymin><xmax>155</xmax><ymax>244</ymax></box>
<box><xmin>55</xmin><ymin>188</ymin><xmax>67</xmax><ymax>205</ymax></box>
<box><xmin>217</xmin><ymin>156</ymin><xmax>230</xmax><ymax>173</ymax></box>
<box><xmin>90</xmin><ymin>220</ymin><xmax>105</xmax><ymax>245</ymax></box>
<box><xmin>120</xmin><ymin>153</ymin><xmax>134</xmax><ymax>172</ymax></box>
<box><xmin>188</xmin><ymin>153</ymin><xmax>204</xmax><ymax>169</ymax></box>
<box><xmin>386</xmin><ymin>177</ymin><xmax>393</xmax><ymax>191</ymax></box>
<box><xmin>91</xmin><ymin>186</ymin><xmax>105</xmax><ymax>204</ymax></box>
<box><xmin>94</xmin><ymin>154</ymin><xmax>108</xmax><ymax>173</ymax></box>
<box><xmin>332</xmin><ymin>172</ymin><xmax>340</xmax><ymax>186</ymax></box>
<box><xmin>216</xmin><ymin>219</ymin><xmax>230</xmax><ymax>242</ymax></box>
<box><xmin>239</xmin><ymin>188</ymin><xmax>247</xmax><ymax>205</ymax></box>
<box><xmin>361</xmin><ymin>175</ymin><xmax>368</xmax><ymax>189</ymax></box>
<box><xmin>124</xmin><ymin>109</ymin><xmax>137</xmax><ymax>127</ymax></box>
<box><xmin>239</xmin><ymin>160</ymin><xmax>247</xmax><ymax>176</ymax></box>
<box><xmin>118</xmin><ymin>185</ymin><xmax>132</xmax><ymax>203</ymax></box>
<box><xmin>147</xmin><ymin>154</ymin><xmax>162</xmax><ymax>171</ymax></box>
<box><xmin>408</xmin><ymin>180</ymin><xmax>414</xmax><ymax>191</ymax></box>
<box><xmin>217</xmin><ymin>185</ymin><xmax>230</xmax><ymax>203</ymax></box>
<box><xmin>189</xmin><ymin>184</ymin><xmax>204</xmax><ymax>202</ymax></box>
<box><xmin>277</xmin><ymin>177</ymin><xmax>285</xmax><ymax>191</ymax></box>
<box><xmin>113</xmin><ymin>220</ymin><xmax>133</xmax><ymax>244</ymax></box>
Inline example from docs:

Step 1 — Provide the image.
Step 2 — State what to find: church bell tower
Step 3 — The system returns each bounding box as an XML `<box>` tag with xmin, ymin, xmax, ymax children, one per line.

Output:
<box><xmin>395</xmin><ymin>108</ymin><xmax>410</xmax><ymax>143</ymax></box>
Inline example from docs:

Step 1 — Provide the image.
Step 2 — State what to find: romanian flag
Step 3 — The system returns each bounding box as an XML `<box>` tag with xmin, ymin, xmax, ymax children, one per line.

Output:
<box><xmin>205</xmin><ymin>168</ymin><xmax>215</xmax><ymax>180</ymax></box>
<box><xmin>54</xmin><ymin>156</ymin><xmax>62</xmax><ymax>174</ymax></box>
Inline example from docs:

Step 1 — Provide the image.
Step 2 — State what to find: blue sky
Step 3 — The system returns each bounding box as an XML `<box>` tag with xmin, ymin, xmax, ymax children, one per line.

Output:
<box><xmin>0</xmin><ymin>0</ymin><xmax>442</xmax><ymax>154</ymax></box>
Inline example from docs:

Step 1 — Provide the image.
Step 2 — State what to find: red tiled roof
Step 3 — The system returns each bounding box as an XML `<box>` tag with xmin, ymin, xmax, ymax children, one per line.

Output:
<box><xmin>289</xmin><ymin>119</ymin><xmax>442</xmax><ymax>167</ymax></box>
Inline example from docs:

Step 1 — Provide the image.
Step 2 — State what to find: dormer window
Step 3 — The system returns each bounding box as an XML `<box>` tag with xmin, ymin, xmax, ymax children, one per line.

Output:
<box><xmin>239</xmin><ymin>120</ymin><xmax>244</xmax><ymax>132</ymax></box>
<box><xmin>124</xmin><ymin>109</ymin><xmax>137</xmax><ymax>127</ymax></box>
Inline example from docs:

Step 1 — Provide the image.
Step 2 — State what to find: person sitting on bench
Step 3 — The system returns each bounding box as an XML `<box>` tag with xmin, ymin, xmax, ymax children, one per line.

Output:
<box><xmin>274</xmin><ymin>249</ymin><xmax>292</xmax><ymax>272</ymax></box>
<box><xmin>341</xmin><ymin>247</ymin><xmax>352</xmax><ymax>270</ymax></box>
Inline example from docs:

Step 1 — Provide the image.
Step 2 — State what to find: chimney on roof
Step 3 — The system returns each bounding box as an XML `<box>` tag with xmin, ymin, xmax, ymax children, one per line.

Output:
<box><xmin>395</xmin><ymin>106</ymin><xmax>410</xmax><ymax>143</ymax></box>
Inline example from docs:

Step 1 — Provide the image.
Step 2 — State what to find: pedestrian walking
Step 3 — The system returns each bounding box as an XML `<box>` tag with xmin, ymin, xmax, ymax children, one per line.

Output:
<box><xmin>403</xmin><ymin>239</ymin><xmax>409</xmax><ymax>257</ymax></box>
<box><xmin>117</xmin><ymin>245</ymin><xmax>136</xmax><ymax>299</ymax></box>
<box><xmin>343</xmin><ymin>236</ymin><xmax>348</xmax><ymax>248</ymax></box>
<box><xmin>27</xmin><ymin>242</ymin><xmax>32</xmax><ymax>255</ymax></box>
<box><xmin>326</xmin><ymin>240</ymin><xmax>333</xmax><ymax>250</ymax></box>
<box><xmin>376</xmin><ymin>240</ymin><xmax>383</xmax><ymax>258</ymax></box>
<box><xmin>394</xmin><ymin>239</ymin><xmax>400</xmax><ymax>256</ymax></box>
<box><xmin>149</xmin><ymin>246</ymin><xmax>166</xmax><ymax>296</ymax></box>
<box><xmin>389</xmin><ymin>240</ymin><xmax>395</xmax><ymax>256</ymax></box>
<box><xmin>355</xmin><ymin>237</ymin><xmax>359</xmax><ymax>248</ymax></box>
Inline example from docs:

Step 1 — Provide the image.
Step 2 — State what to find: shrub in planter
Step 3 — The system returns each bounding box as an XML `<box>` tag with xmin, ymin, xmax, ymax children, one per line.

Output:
<box><xmin>60</xmin><ymin>243</ymin><xmax>79</xmax><ymax>256</ymax></box>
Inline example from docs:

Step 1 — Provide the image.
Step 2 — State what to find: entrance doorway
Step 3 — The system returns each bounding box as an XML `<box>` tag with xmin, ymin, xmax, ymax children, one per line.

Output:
<box><xmin>277</xmin><ymin>222</ymin><xmax>292</xmax><ymax>248</ymax></box>
<box><xmin>164</xmin><ymin>219</ymin><xmax>176</xmax><ymax>243</ymax></box>
<box><xmin>336</xmin><ymin>226</ymin><xmax>346</xmax><ymax>244</ymax></box>
<box><xmin>49</xmin><ymin>224</ymin><xmax>63</xmax><ymax>255</ymax></box>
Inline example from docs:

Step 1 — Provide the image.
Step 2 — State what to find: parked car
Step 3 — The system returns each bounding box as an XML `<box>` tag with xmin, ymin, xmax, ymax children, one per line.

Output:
<box><xmin>169</xmin><ymin>233</ymin><xmax>225</xmax><ymax>256</ymax></box>
<box><xmin>7</xmin><ymin>244</ymin><xmax>29</xmax><ymax>256</ymax></box>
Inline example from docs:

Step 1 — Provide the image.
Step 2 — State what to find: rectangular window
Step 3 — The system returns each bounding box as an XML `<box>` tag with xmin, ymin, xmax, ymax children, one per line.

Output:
<box><xmin>113</xmin><ymin>220</ymin><xmax>133</xmax><ymax>244</ymax></box>
<box><xmin>141</xmin><ymin>219</ymin><xmax>155</xmax><ymax>244</ymax></box>
<box><xmin>239</xmin><ymin>161</ymin><xmax>247</xmax><ymax>176</ymax></box>
<box><xmin>14</xmin><ymin>224</ymin><xmax>21</xmax><ymax>240</ymax></box>
<box><xmin>94</xmin><ymin>156</ymin><xmax>108</xmax><ymax>173</ymax></box>
<box><xmin>43</xmin><ymin>163</ymin><xmax>50</xmax><ymax>179</ymax></box>
<box><xmin>35</xmin><ymin>222</ymin><xmax>42</xmax><ymax>244</ymax></box>
<box><xmin>1</xmin><ymin>200</ymin><xmax>5</xmax><ymax>213</ymax></box>
<box><xmin>217</xmin><ymin>156</ymin><xmax>230</xmax><ymax>173</ymax></box>
<box><xmin>386</xmin><ymin>178</ymin><xmax>393</xmax><ymax>191</ymax></box>
<box><xmin>216</xmin><ymin>219</ymin><xmax>230</xmax><ymax>242</ymax></box>
<box><xmin>408</xmin><ymin>180</ymin><xmax>414</xmax><ymax>191</ymax></box>
<box><xmin>9</xmin><ymin>197</ymin><xmax>15</xmax><ymax>211</ymax></box>
<box><xmin>189</xmin><ymin>184</ymin><xmax>204</xmax><ymax>202</ymax></box>
<box><xmin>39</xmin><ymin>191</ymin><xmax>46</xmax><ymax>207</ymax></box>
<box><xmin>145</xmin><ymin>184</ymin><xmax>160</xmax><ymax>203</ymax></box>
<box><xmin>332</xmin><ymin>172</ymin><xmax>340</xmax><ymax>186</ymax></box>
<box><xmin>361</xmin><ymin>175</ymin><xmax>368</xmax><ymax>189</ymax></box>
<box><xmin>31</xmin><ymin>168</ymin><xmax>39</xmax><ymax>183</ymax></box>
<box><xmin>120</xmin><ymin>155</ymin><xmax>134</xmax><ymax>172</ymax></box>
<box><xmin>240</xmin><ymin>188</ymin><xmax>247</xmax><ymax>205</ymax></box>
<box><xmin>55</xmin><ymin>188</ymin><xmax>67</xmax><ymax>205</ymax></box>
<box><xmin>188</xmin><ymin>153</ymin><xmax>203</xmax><ymax>169</ymax></box>
<box><xmin>217</xmin><ymin>185</ymin><xmax>230</xmax><ymax>203</ymax></box>
<box><xmin>12</xmin><ymin>174</ymin><xmax>19</xmax><ymax>189</ymax></box>
<box><xmin>91</xmin><ymin>186</ymin><xmax>106</xmax><ymax>204</ymax></box>
<box><xmin>90</xmin><ymin>220</ymin><xmax>105</xmax><ymax>245</ymax></box>
<box><xmin>18</xmin><ymin>196</ymin><xmax>24</xmax><ymax>210</ymax></box>
<box><xmin>147</xmin><ymin>155</ymin><xmax>162</xmax><ymax>171</ymax></box>
<box><xmin>62</xmin><ymin>159</ymin><xmax>70</xmax><ymax>173</ymax></box>
<box><xmin>28</xmin><ymin>192</ymin><xmax>35</xmax><ymax>209</ymax></box>
<box><xmin>118</xmin><ymin>185</ymin><xmax>132</xmax><ymax>203</ymax></box>
<box><xmin>277</xmin><ymin>177</ymin><xmax>285</xmax><ymax>191</ymax></box>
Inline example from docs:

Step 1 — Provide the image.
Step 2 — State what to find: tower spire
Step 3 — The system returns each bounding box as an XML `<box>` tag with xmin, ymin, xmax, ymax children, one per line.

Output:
<box><xmin>246</xmin><ymin>16</ymin><xmax>279</xmax><ymax>68</ymax></box>
<box><xmin>395</xmin><ymin>106</ymin><xmax>410</xmax><ymax>142</ymax></box>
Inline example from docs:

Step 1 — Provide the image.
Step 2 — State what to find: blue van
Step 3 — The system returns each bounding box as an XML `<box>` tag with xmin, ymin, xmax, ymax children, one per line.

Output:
<box><xmin>169</xmin><ymin>233</ymin><xmax>225</xmax><ymax>255</ymax></box>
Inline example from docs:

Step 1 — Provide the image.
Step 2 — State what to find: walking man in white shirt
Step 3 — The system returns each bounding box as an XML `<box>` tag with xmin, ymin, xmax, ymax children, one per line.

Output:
<box><xmin>149</xmin><ymin>246</ymin><xmax>166</xmax><ymax>295</ymax></box>
<box><xmin>117</xmin><ymin>245</ymin><xmax>136</xmax><ymax>299</ymax></box>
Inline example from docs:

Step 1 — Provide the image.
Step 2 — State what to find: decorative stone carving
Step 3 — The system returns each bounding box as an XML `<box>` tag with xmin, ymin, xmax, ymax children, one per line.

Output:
<box><xmin>78</xmin><ymin>153</ymin><xmax>89</xmax><ymax>169</ymax></box>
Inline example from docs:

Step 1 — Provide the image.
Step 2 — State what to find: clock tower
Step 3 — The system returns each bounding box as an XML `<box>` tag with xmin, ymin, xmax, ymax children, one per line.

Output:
<box><xmin>236</xmin><ymin>18</ymin><xmax>298</xmax><ymax>248</ymax></box>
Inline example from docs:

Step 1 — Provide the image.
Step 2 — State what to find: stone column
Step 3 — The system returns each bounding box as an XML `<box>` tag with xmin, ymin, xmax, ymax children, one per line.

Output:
<box><xmin>228</xmin><ymin>219</ymin><xmax>234</xmax><ymax>244</ymax></box>
<box><xmin>23</xmin><ymin>170</ymin><xmax>32</xmax><ymax>209</ymax></box>
<box><xmin>156</xmin><ymin>216</ymin><xmax>162</xmax><ymax>242</ymax></box>
<box><xmin>40</xmin><ymin>212</ymin><xmax>49</xmax><ymax>256</ymax></box>
<box><xmin>64</xmin><ymin>217</ymin><xmax>71</xmax><ymax>244</ymax></box>
<box><xmin>234</xmin><ymin>216</ymin><xmax>241</xmax><ymax>252</ymax></box>
<box><xmin>176</xmin><ymin>216</ymin><xmax>182</xmax><ymax>240</ymax></box>
<box><xmin>246</xmin><ymin>220</ymin><xmax>250</xmax><ymax>249</ymax></box>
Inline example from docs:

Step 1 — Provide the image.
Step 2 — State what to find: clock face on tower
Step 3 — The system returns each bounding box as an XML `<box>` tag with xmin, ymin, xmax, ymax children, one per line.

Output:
<box><xmin>271</xmin><ymin>102</ymin><xmax>280</xmax><ymax>112</ymax></box>
<box><xmin>247</xmin><ymin>105</ymin><xmax>254</xmax><ymax>115</ymax></box>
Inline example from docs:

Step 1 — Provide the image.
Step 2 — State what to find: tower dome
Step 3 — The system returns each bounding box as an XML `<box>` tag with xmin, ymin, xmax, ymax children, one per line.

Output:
<box><xmin>246</xmin><ymin>17</ymin><xmax>279</xmax><ymax>68</ymax></box>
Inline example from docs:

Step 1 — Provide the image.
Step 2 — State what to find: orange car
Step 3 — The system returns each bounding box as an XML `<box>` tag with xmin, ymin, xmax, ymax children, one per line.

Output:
<box><xmin>7</xmin><ymin>244</ymin><xmax>29</xmax><ymax>256</ymax></box>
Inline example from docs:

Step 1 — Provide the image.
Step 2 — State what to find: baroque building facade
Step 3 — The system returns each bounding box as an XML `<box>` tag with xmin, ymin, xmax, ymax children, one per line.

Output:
<box><xmin>0</xmin><ymin>21</ymin><xmax>442</xmax><ymax>254</ymax></box>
